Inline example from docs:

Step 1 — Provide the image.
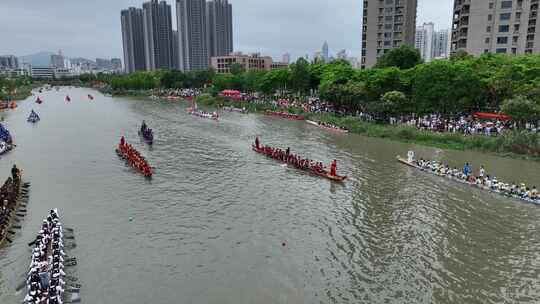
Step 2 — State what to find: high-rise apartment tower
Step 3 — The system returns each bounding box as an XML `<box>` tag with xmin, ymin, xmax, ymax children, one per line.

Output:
<box><xmin>452</xmin><ymin>0</ymin><xmax>540</xmax><ymax>55</ymax></box>
<box><xmin>121</xmin><ymin>7</ymin><xmax>147</xmax><ymax>73</ymax></box>
<box><xmin>142</xmin><ymin>0</ymin><xmax>174</xmax><ymax>70</ymax></box>
<box><xmin>361</xmin><ymin>0</ymin><xmax>418</xmax><ymax>68</ymax></box>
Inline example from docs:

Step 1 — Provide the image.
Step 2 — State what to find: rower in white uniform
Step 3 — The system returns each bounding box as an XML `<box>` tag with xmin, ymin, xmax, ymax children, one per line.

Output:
<box><xmin>407</xmin><ymin>151</ymin><xmax>415</xmax><ymax>163</ymax></box>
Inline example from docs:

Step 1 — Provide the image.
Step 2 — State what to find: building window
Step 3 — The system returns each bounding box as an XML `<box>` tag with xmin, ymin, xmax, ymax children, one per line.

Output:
<box><xmin>496</xmin><ymin>48</ymin><xmax>507</xmax><ymax>53</ymax></box>
<box><xmin>497</xmin><ymin>36</ymin><xmax>508</xmax><ymax>44</ymax></box>
<box><xmin>500</xmin><ymin>1</ymin><xmax>512</xmax><ymax>9</ymax></box>
<box><xmin>499</xmin><ymin>25</ymin><xmax>510</xmax><ymax>32</ymax></box>
<box><xmin>485</xmin><ymin>37</ymin><xmax>490</xmax><ymax>43</ymax></box>
<box><xmin>488</xmin><ymin>14</ymin><xmax>493</xmax><ymax>21</ymax></box>
<box><xmin>487</xmin><ymin>26</ymin><xmax>492</xmax><ymax>32</ymax></box>
<box><xmin>489</xmin><ymin>2</ymin><xmax>494</xmax><ymax>9</ymax></box>
<box><xmin>500</xmin><ymin>13</ymin><xmax>511</xmax><ymax>21</ymax></box>
<box><xmin>514</xmin><ymin>24</ymin><xmax>520</xmax><ymax>32</ymax></box>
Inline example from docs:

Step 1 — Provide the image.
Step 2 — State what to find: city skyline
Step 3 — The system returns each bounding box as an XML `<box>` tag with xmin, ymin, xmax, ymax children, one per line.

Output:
<box><xmin>0</xmin><ymin>0</ymin><xmax>453</xmax><ymax>62</ymax></box>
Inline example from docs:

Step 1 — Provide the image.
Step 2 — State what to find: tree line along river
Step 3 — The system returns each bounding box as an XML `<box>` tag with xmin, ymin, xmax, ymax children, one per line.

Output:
<box><xmin>0</xmin><ymin>87</ymin><xmax>539</xmax><ymax>304</ymax></box>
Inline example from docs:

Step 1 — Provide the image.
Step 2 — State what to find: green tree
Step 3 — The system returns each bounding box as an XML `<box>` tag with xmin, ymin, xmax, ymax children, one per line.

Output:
<box><xmin>450</xmin><ymin>50</ymin><xmax>473</xmax><ymax>62</ymax></box>
<box><xmin>368</xmin><ymin>91</ymin><xmax>407</xmax><ymax>121</ymax></box>
<box><xmin>375</xmin><ymin>45</ymin><xmax>422</xmax><ymax>70</ymax></box>
<box><xmin>289</xmin><ymin>58</ymin><xmax>311</xmax><ymax>95</ymax></box>
<box><xmin>308</xmin><ymin>63</ymin><xmax>326</xmax><ymax>92</ymax></box>
<box><xmin>412</xmin><ymin>60</ymin><xmax>483</xmax><ymax>115</ymax></box>
<box><xmin>230</xmin><ymin>63</ymin><xmax>245</xmax><ymax>76</ymax></box>
<box><xmin>501</xmin><ymin>96</ymin><xmax>540</xmax><ymax>128</ymax></box>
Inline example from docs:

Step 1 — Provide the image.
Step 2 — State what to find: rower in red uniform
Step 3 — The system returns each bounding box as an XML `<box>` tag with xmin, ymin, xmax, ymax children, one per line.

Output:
<box><xmin>120</xmin><ymin>136</ymin><xmax>125</xmax><ymax>147</ymax></box>
<box><xmin>255</xmin><ymin>137</ymin><xmax>260</xmax><ymax>149</ymax></box>
<box><xmin>330</xmin><ymin>160</ymin><xmax>337</xmax><ymax>176</ymax></box>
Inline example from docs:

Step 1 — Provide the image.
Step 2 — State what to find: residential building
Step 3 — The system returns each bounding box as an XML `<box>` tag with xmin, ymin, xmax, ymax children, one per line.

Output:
<box><xmin>172</xmin><ymin>30</ymin><xmax>179</xmax><ymax>69</ymax></box>
<box><xmin>361</xmin><ymin>0</ymin><xmax>418</xmax><ymax>68</ymax></box>
<box><xmin>211</xmin><ymin>52</ymin><xmax>272</xmax><ymax>73</ymax></box>
<box><xmin>322</xmin><ymin>41</ymin><xmax>329</xmax><ymax>62</ymax></box>
<box><xmin>206</xmin><ymin>0</ymin><xmax>233</xmax><ymax>58</ymax></box>
<box><xmin>50</xmin><ymin>51</ymin><xmax>65</xmax><ymax>69</ymax></box>
<box><xmin>347</xmin><ymin>56</ymin><xmax>360</xmax><ymax>68</ymax></box>
<box><xmin>282</xmin><ymin>53</ymin><xmax>291</xmax><ymax>64</ymax></box>
<box><xmin>54</xmin><ymin>68</ymin><xmax>73</xmax><ymax>79</ymax></box>
<box><xmin>0</xmin><ymin>55</ymin><xmax>19</xmax><ymax>69</ymax></box>
<box><xmin>415</xmin><ymin>22</ymin><xmax>435</xmax><ymax>61</ymax></box>
<box><xmin>271</xmin><ymin>62</ymin><xmax>289</xmax><ymax>69</ymax></box>
<box><xmin>177</xmin><ymin>0</ymin><xmax>209</xmax><ymax>70</ymax></box>
<box><xmin>0</xmin><ymin>68</ymin><xmax>29</xmax><ymax>78</ymax></box>
<box><xmin>452</xmin><ymin>0</ymin><xmax>540</xmax><ymax>55</ymax></box>
<box><xmin>121</xmin><ymin>7</ymin><xmax>147</xmax><ymax>73</ymax></box>
<box><xmin>31</xmin><ymin>67</ymin><xmax>55</xmax><ymax>79</ymax></box>
<box><xmin>433</xmin><ymin>29</ymin><xmax>451</xmax><ymax>58</ymax></box>
<box><xmin>111</xmin><ymin>58</ymin><xmax>123</xmax><ymax>71</ymax></box>
<box><xmin>96</xmin><ymin>58</ymin><xmax>113</xmax><ymax>70</ymax></box>
<box><xmin>143</xmin><ymin>0</ymin><xmax>174</xmax><ymax>70</ymax></box>
<box><xmin>337</xmin><ymin>49</ymin><xmax>348</xmax><ymax>59</ymax></box>
<box><xmin>313</xmin><ymin>51</ymin><xmax>323</xmax><ymax>62</ymax></box>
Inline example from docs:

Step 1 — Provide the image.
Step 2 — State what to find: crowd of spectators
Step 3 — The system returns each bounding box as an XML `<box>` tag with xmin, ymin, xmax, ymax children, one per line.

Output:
<box><xmin>153</xmin><ymin>88</ymin><xmax>202</xmax><ymax>98</ymax></box>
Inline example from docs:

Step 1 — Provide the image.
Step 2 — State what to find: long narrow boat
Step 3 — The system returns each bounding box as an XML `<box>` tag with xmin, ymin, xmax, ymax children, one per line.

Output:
<box><xmin>306</xmin><ymin>120</ymin><xmax>349</xmax><ymax>133</ymax></box>
<box><xmin>0</xmin><ymin>174</ymin><xmax>29</xmax><ymax>247</ymax></box>
<box><xmin>24</xmin><ymin>209</ymin><xmax>81</xmax><ymax>304</ymax></box>
<box><xmin>252</xmin><ymin>145</ymin><xmax>347</xmax><ymax>182</ymax></box>
<box><xmin>223</xmin><ymin>106</ymin><xmax>248</xmax><ymax>114</ymax></box>
<box><xmin>115</xmin><ymin>144</ymin><xmax>152</xmax><ymax>177</ymax></box>
<box><xmin>264</xmin><ymin>110</ymin><xmax>304</xmax><ymax>120</ymax></box>
<box><xmin>187</xmin><ymin>108</ymin><xmax>219</xmax><ymax>120</ymax></box>
<box><xmin>397</xmin><ymin>156</ymin><xmax>540</xmax><ymax>205</ymax></box>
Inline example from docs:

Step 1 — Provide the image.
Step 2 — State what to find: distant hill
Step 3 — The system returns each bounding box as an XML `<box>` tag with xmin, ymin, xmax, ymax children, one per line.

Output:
<box><xmin>19</xmin><ymin>51</ymin><xmax>56</xmax><ymax>66</ymax></box>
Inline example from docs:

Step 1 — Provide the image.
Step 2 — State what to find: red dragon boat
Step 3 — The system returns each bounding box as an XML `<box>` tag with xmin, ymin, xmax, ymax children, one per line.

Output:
<box><xmin>251</xmin><ymin>142</ymin><xmax>347</xmax><ymax>182</ymax></box>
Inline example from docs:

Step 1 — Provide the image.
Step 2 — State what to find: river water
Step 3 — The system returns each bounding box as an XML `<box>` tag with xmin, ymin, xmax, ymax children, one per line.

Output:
<box><xmin>0</xmin><ymin>87</ymin><xmax>539</xmax><ymax>304</ymax></box>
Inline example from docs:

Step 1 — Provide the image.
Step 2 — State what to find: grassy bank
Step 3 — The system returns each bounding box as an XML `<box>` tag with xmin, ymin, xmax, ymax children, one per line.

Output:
<box><xmin>98</xmin><ymin>87</ymin><xmax>154</xmax><ymax>97</ymax></box>
<box><xmin>90</xmin><ymin>90</ymin><xmax>540</xmax><ymax>161</ymax></box>
<box><xmin>197</xmin><ymin>95</ymin><xmax>540</xmax><ymax>161</ymax></box>
<box><xmin>0</xmin><ymin>84</ymin><xmax>36</xmax><ymax>101</ymax></box>
<box><xmin>12</xmin><ymin>85</ymin><xmax>35</xmax><ymax>100</ymax></box>
<box><xmin>308</xmin><ymin>113</ymin><xmax>540</xmax><ymax>159</ymax></box>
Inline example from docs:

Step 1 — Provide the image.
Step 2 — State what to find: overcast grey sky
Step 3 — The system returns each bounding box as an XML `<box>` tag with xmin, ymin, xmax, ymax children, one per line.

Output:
<box><xmin>0</xmin><ymin>0</ymin><xmax>453</xmax><ymax>61</ymax></box>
